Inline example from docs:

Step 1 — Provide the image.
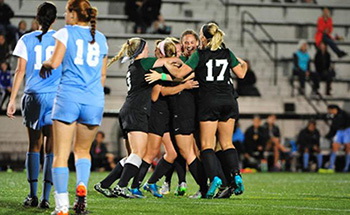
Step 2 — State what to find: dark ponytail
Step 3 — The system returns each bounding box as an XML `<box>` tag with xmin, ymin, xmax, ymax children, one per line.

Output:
<box><xmin>88</xmin><ymin>7</ymin><xmax>97</xmax><ymax>44</ymax></box>
<box><xmin>36</xmin><ymin>2</ymin><xmax>57</xmax><ymax>42</ymax></box>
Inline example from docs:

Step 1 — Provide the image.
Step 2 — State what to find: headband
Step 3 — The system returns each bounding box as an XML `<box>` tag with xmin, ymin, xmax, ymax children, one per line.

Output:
<box><xmin>121</xmin><ymin>39</ymin><xmax>146</xmax><ymax>63</ymax></box>
<box><xmin>202</xmin><ymin>24</ymin><xmax>213</xmax><ymax>39</ymax></box>
<box><xmin>158</xmin><ymin>40</ymin><xmax>166</xmax><ymax>56</ymax></box>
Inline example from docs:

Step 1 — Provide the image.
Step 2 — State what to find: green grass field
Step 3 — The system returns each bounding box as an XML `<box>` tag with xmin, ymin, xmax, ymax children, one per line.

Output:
<box><xmin>0</xmin><ymin>172</ymin><xmax>350</xmax><ymax>215</ymax></box>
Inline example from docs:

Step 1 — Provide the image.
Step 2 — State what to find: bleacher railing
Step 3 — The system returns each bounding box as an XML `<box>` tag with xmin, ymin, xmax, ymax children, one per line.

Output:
<box><xmin>240</xmin><ymin>10</ymin><xmax>279</xmax><ymax>85</ymax></box>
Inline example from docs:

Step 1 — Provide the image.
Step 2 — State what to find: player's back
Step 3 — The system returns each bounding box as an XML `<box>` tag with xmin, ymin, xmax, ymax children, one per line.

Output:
<box><xmin>54</xmin><ymin>25</ymin><xmax>108</xmax><ymax>107</ymax></box>
<box><xmin>14</xmin><ymin>30</ymin><xmax>62</xmax><ymax>94</ymax></box>
<box><xmin>195</xmin><ymin>48</ymin><xmax>233</xmax><ymax>95</ymax></box>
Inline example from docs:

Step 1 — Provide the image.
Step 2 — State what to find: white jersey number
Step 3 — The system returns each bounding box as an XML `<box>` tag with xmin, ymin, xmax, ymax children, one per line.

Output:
<box><xmin>34</xmin><ymin>45</ymin><xmax>55</xmax><ymax>70</ymax></box>
<box><xmin>126</xmin><ymin>71</ymin><xmax>131</xmax><ymax>92</ymax></box>
<box><xmin>205</xmin><ymin>59</ymin><xmax>228</xmax><ymax>82</ymax></box>
<box><xmin>74</xmin><ymin>39</ymin><xmax>100</xmax><ymax>67</ymax></box>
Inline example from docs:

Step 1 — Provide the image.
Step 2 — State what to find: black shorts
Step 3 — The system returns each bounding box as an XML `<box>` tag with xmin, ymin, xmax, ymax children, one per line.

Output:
<box><xmin>148</xmin><ymin>107</ymin><xmax>170</xmax><ymax>137</ymax></box>
<box><xmin>168</xmin><ymin>91</ymin><xmax>196</xmax><ymax>135</ymax></box>
<box><xmin>198</xmin><ymin>94</ymin><xmax>239</xmax><ymax>122</ymax></box>
<box><xmin>119</xmin><ymin>107</ymin><xmax>149</xmax><ymax>136</ymax></box>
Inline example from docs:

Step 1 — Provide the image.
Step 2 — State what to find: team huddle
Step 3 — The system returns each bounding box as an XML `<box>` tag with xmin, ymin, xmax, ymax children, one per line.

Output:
<box><xmin>6</xmin><ymin>0</ymin><xmax>247</xmax><ymax>215</ymax></box>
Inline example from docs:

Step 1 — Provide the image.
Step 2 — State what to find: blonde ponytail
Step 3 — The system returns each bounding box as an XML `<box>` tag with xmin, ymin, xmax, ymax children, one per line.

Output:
<box><xmin>202</xmin><ymin>23</ymin><xmax>225</xmax><ymax>51</ymax></box>
<box><xmin>107</xmin><ymin>38</ymin><xmax>142</xmax><ymax>67</ymax></box>
<box><xmin>107</xmin><ymin>42</ymin><xmax>128</xmax><ymax>67</ymax></box>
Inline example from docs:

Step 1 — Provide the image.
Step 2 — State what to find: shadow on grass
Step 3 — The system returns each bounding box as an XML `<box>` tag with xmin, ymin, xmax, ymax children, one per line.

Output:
<box><xmin>0</xmin><ymin>200</ymin><xmax>49</xmax><ymax>215</ymax></box>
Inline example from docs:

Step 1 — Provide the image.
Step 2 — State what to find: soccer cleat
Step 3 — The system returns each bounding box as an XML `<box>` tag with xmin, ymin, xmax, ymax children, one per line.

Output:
<box><xmin>206</xmin><ymin>176</ymin><xmax>222</xmax><ymax>199</ymax></box>
<box><xmin>94</xmin><ymin>183</ymin><xmax>116</xmax><ymax>198</ymax></box>
<box><xmin>113</xmin><ymin>185</ymin><xmax>135</xmax><ymax>199</ymax></box>
<box><xmin>159</xmin><ymin>182</ymin><xmax>170</xmax><ymax>195</ymax></box>
<box><xmin>188</xmin><ymin>190</ymin><xmax>202</xmax><ymax>199</ymax></box>
<box><xmin>73</xmin><ymin>183</ymin><xmax>87</xmax><ymax>215</ymax></box>
<box><xmin>38</xmin><ymin>199</ymin><xmax>50</xmax><ymax>209</ymax></box>
<box><xmin>51</xmin><ymin>208</ymin><xmax>69</xmax><ymax>215</ymax></box>
<box><xmin>234</xmin><ymin>175</ymin><xmax>244</xmax><ymax>195</ymax></box>
<box><xmin>23</xmin><ymin>195</ymin><xmax>39</xmax><ymax>207</ymax></box>
<box><xmin>216</xmin><ymin>187</ymin><xmax>234</xmax><ymax>199</ymax></box>
<box><xmin>129</xmin><ymin>188</ymin><xmax>145</xmax><ymax>198</ymax></box>
<box><xmin>143</xmin><ymin>183</ymin><xmax>163</xmax><ymax>198</ymax></box>
<box><xmin>174</xmin><ymin>182</ymin><xmax>187</xmax><ymax>196</ymax></box>
<box><xmin>52</xmin><ymin>192</ymin><xmax>69</xmax><ymax>215</ymax></box>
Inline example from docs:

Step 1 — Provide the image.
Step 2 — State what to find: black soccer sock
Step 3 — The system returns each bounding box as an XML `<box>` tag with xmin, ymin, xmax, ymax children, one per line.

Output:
<box><xmin>164</xmin><ymin>165</ymin><xmax>175</xmax><ymax>184</ymax></box>
<box><xmin>131</xmin><ymin>160</ymin><xmax>151</xmax><ymax>189</ymax></box>
<box><xmin>201</xmin><ymin>149</ymin><xmax>219</xmax><ymax>182</ymax></box>
<box><xmin>100</xmin><ymin>158</ymin><xmax>125</xmax><ymax>188</ymax></box>
<box><xmin>223</xmin><ymin>148</ymin><xmax>241</xmax><ymax>176</ymax></box>
<box><xmin>174</xmin><ymin>155</ymin><xmax>187</xmax><ymax>184</ymax></box>
<box><xmin>118</xmin><ymin>154</ymin><xmax>142</xmax><ymax>187</ymax></box>
<box><xmin>188</xmin><ymin>158</ymin><xmax>208</xmax><ymax>194</ymax></box>
<box><xmin>148</xmin><ymin>157</ymin><xmax>173</xmax><ymax>184</ymax></box>
<box><xmin>118</xmin><ymin>164</ymin><xmax>139</xmax><ymax>187</ymax></box>
<box><xmin>216</xmin><ymin>150</ymin><xmax>231</xmax><ymax>186</ymax></box>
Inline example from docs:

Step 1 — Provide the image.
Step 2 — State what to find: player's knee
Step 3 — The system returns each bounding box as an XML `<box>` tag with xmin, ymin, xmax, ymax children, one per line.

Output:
<box><xmin>220</xmin><ymin>142</ymin><xmax>234</xmax><ymax>150</ymax></box>
<box><xmin>74</xmin><ymin>147</ymin><xmax>90</xmax><ymax>156</ymax></box>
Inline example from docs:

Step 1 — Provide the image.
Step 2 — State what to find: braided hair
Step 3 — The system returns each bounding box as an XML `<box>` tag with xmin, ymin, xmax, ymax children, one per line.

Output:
<box><xmin>36</xmin><ymin>2</ymin><xmax>57</xmax><ymax>42</ymax></box>
<box><xmin>67</xmin><ymin>0</ymin><xmax>98</xmax><ymax>44</ymax></box>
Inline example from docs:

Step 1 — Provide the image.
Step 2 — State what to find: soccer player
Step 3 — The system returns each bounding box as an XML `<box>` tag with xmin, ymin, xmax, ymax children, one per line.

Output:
<box><xmin>327</xmin><ymin>105</ymin><xmax>350</xmax><ymax>172</ymax></box>
<box><xmin>7</xmin><ymin>2</ymin><xmax>60</xmax><ymax>209</ymax></box>
<box><xmin>106</xmin><ymin>37</ymin><xmax>173</xmax><ymax>198</ymax></box>
<box><xmin>39</xmin><ymin>0</ymin><xmax>108</xmax><ymax>214</ymax></box>
<box><xmin>164</xmin><ymin>23</ymin><xmax>247</xmax><ymax>198</ymax></box>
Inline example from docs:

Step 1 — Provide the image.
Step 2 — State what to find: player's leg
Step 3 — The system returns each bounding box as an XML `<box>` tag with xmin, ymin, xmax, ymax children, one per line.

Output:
<box><xmin>175</xmin><ymin>134</ymin><xmax>207</xmax><ymax>198</ymax></box>
<box><xmin>303</xmin><ymin>147</ymin><xmax>310</xmax><ymax>171</ymax></box>
<box><xmin>73</xmin><ymin>123</ymin><xmax>99</xmax><ymax>214</ymax></box>
<box><xmin>343</xmin><ymin>128</ymin><xmax>350</xmax><ymax>172</ymax></box>
<box><xmin>145</xmin><ymin>134</ymin><xmax>177</xmax><ymax>198</ymax></box>
<box><xmin>39</xmin><ymin>125</ymin><xmax>53</xmax><ymax>208</ymax></box>
<box><xmin>344</xmin><ymin>143</ymin><xmax>350</xmax><ymax>172</ymax></box>
<box><xmin>329</xmin><ymin>143</ymin><xmax>340</xmax><ymax>170</ymax></box>
<box><xmin>52</xmin><ymin>120</ymin><xmax>76</xmax><ymax>214</ymax></box>
<box><xmin>173</xmin><ymin>155</ymin><xmax>187</xmax><ymax>196</ymax></box>
<box><xmin>24</xmin><ymin>127</ymin><xmax>43</xmax><ymax>207</ymax></box>
<box><xmin>130</xmin><ymin>133</ymin><xmax>161</xmax><ymax>197</ymax></box>
<box><xmin>96</xmin><ymin>136</ymin><xmax>131</xmax><ymax>195</ymax></box>
<box><xmin>217</xmin><ymin>119</ymin><xmax>244</xmax><ymax>196</ymax></box>
<box><xmin>312</xmin><ymin>144</ymin><xmax>323</xmax><ymax>170</ymax></box>
<box><xmin>115</xmin><ymin>131</ymin><xmax>147</xmax><ymax>198</ymax></box>
<box><xmin>200</xmin><ymin>121</ymin><xmax>222</xmax><ymax>198</ymax></box>
<box><xmin>329</xmin><ymin>130</ymin><xmax>342</xmax><ymax>170</ymax></box>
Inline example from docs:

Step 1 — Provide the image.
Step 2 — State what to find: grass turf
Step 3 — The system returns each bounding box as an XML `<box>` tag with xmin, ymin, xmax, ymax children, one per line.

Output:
<box><xmin>0</xmin><ymin>172</ymin><xmax>350</xmax><ymax>215</ymax></box>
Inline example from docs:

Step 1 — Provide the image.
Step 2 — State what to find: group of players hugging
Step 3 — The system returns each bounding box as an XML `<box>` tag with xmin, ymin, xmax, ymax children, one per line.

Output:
<box><xmin>6</xmin><ymin>0</ymin><xmax>247</xmax><ymax>214</ymax></box>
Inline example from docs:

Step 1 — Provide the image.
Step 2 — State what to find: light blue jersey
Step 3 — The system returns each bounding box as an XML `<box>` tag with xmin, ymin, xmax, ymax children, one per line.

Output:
<box><xmin>13</xmin><ymin>30</ymin><xmax>62</xmax><ymax>94</ymax></box>
<box><xmin>53</xmin><ymin>25</ymin><xmax>108</xmax><ymax>107</ymax></box>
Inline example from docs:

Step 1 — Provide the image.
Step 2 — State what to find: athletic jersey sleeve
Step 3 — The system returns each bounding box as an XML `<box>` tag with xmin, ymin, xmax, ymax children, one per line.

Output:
<box><xmin>229</xmin><ymin>50</ymin><xmax>240</xmax><ymax>68</ymax></box>
<box><xmin>140</xmin><ymin>57</ymin><xmax>158</xmax><ymax>71</ymax></box>
<box><xmin>53</xmin><ymin>28</ymin><xmax>69</xmax><ymax>48</ymax></box>
<box><xmin>185</xmin><ymin>50</ymin><xmax>199</xmax><ymax>70</ymax></box>
<box><xmin>13</xmin><ymin>38</ymin><xmax>28</xmax><ymax>61</ymax></box>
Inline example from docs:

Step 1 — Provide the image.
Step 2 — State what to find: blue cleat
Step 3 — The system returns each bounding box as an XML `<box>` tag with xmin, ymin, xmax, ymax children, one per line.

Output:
<box><xmin>143</xmin><ymin>183</ymin><xmax>163</xmax><ymax>198</ymax></box>
<box><xmin>129</xmin><ymin>188</ymin><xmax>145</xmax><ymax>198</ymax></box>
<box><xmin>206</xmin><ymin>176</ymin><xmax>222</xmax><ymax>199</ymax></box>
<box><xmin>234</xmin><ymin>175</ymin><xmax>244</xmax><ymax>195</ymax></box>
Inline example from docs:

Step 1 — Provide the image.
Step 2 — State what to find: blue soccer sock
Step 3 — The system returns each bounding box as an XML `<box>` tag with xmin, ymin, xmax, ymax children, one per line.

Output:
<box><xmin>317</xmin><ymin>154</ymin><xmax>323</xmax><ymax>169</ymax></box>
<box><xmin>52</xmin><ymin>167</ymin><xmax>69</xmax><ymax>194</ymax></box>
<box><xmin>303</xmin><ymin>153</ymin><xmax>309</xmax><ymax>169</ymax></box>
<box><xmin>344</xmin><ymin>154</ymin><xmax>350</xmax><ymax>171</ymax></box>
<box><xmin>41</xmin><ymin>153</ymin><xmax>53</xmax><ymax>201</ymax></box>
<box><xmin>26</xmin><ymin>152</ymin><xmax>40</xmax><ymax>197</ymax></box>
<box><xmin>75</xmin><ymin>158</ymin><xmax>91</xmax><ymax>187</ymax></box>
<box><xmin>329</xmin><ymin>152</ymin><xmax>336</xmax><ymax>169</ymax></box>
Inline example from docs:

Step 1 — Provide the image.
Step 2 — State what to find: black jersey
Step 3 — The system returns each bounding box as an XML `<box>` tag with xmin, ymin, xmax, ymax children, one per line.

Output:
<box><xmin>122</xmin><ymin>58</ymin><xmax>156</xmax><ymax>116</ymax></box>
<box><xmin>186</xmin><ymin>48</ymin><xmax>239</xmax><ymax>96</ymax></box>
